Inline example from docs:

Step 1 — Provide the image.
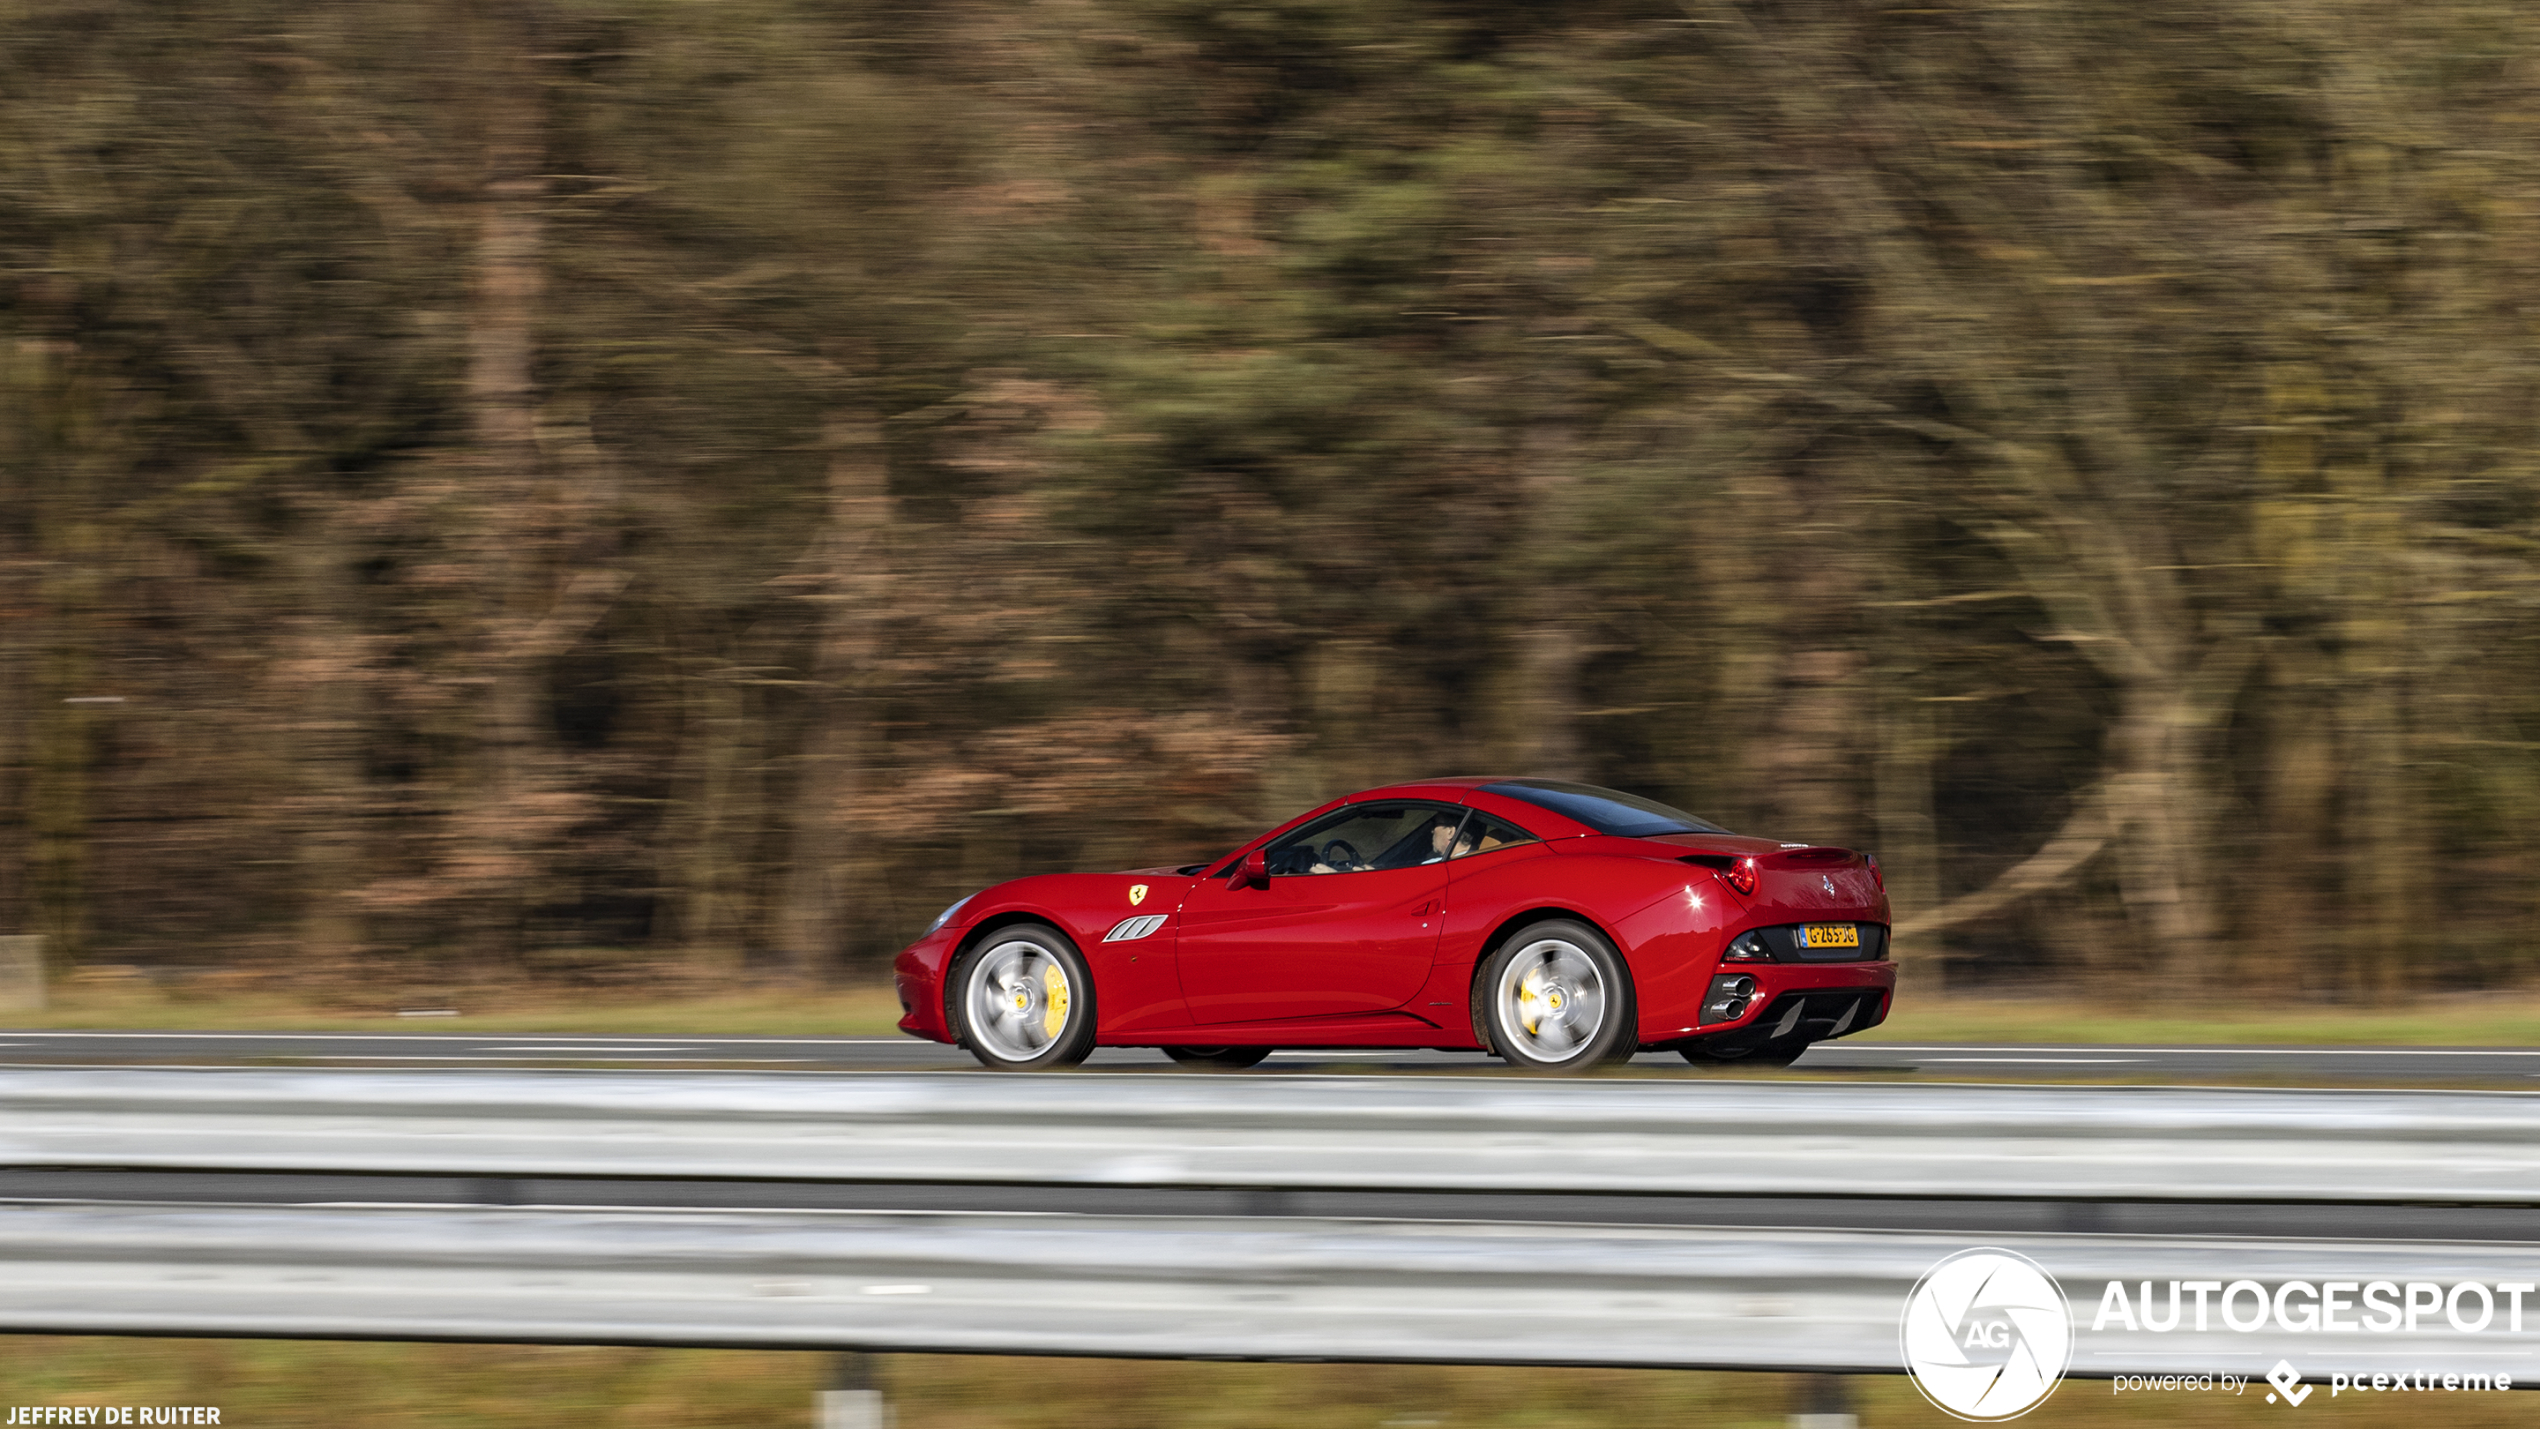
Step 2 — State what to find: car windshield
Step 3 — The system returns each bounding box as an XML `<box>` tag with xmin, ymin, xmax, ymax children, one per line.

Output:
<box><xmin>1479</xmin><ymin>779</ymin><xmax>1733</xmax><ymax>837</ymax></box>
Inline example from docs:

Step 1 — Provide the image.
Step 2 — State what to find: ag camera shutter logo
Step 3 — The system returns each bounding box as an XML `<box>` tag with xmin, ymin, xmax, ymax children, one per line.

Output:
<box><xmin>1901</xmin><ymin>1248</ymin><xmax>2075</xmax><ymax>1420</ymax></box>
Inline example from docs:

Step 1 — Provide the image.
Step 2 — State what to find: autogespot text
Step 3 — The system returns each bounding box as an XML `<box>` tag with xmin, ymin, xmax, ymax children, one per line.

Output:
<box><xmin>2092</xmin><ymin>1278</ymin><xmax>2535</xmax><ymax>1335</ymax></box>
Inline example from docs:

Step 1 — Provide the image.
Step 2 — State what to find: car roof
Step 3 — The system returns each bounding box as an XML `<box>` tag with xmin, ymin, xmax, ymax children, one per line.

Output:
<box><xmin>1340</xmin><ymin>778</ymin><xmax>1601</xmax><ymax>837</ymax></box>
<box><xmin>1341</xmin><ymin>777</ymin><xmax>1752</xmax><ymax>842</ymax></box>
<box><xmin>1349</xmin><ymin>776</ymin><xmax>1516</xmax><ymax>797</ymax></box>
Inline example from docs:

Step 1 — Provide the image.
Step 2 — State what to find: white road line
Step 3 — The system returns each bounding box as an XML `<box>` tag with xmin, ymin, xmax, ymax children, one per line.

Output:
<box><xmin>481</xmin><ymin>1045</ymin><xmax>701</xmax><ymax>1054</ymax></box>
<box><xmin>1854</xmin><ymin>1044</ymin><xmax>2540</xmax><ymax>1057</ymax></box>
<box><xmin>265</xmin><ymin>1054</ymin><xmax>826</xmax><ymax>1063</ymax></box>
<box><xmin>1921</xmin><ymin>1057</ymin><xmax>2144</xmax><ymax>1065</ymax></box>
<box><xmin>0</xmin><ymin>1031</ymin><xmax>915</xmax><ymax>1044</ymax></box>
<box><xmin>0</xmin><ymin>1062</ymin><xmax>947</xmax><ymax>1076</ymax></box>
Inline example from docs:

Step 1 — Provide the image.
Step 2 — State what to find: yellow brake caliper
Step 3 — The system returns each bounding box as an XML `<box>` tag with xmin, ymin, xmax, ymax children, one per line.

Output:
<box><xmin>1042</xmin><ymin>964</ymin><xmax>1070</xmax><ymax>1039</ymax></box>
<box><xmin>1519</xmin><ymin>968</ymin><xmax>1548</xmax><ymax>1035</ymax></box>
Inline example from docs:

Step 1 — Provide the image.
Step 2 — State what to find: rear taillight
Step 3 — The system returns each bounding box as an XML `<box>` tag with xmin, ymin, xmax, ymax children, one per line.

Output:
<box><xmin>1865</xmin><ymin>852</ymin><xmax>1883</xmax><ymax>892</ymax></box>
<box><xmin>1724</xmin><ymin>857</ymin><xmax>1758</xmax><ymax>897</ymax></box>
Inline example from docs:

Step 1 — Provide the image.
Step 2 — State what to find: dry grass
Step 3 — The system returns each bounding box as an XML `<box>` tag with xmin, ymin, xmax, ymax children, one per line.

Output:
<box><xmin>0</xmin><ymin>1343</ymin><xmax>2525</xmax><ymax>1429</ymax></box>
<box><xmin>1866</xmin><ymin>989</ymin><xmax>2540</xmax><ymax>1048</ymax></box>
<box><xmin>1</xmin><ymin>975</ymin><xmax>909</xmax><ymax>1035</ymax></box>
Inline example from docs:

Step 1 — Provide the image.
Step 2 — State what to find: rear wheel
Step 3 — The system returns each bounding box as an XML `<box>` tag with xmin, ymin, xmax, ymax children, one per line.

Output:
<box><xmin>1475</xmin><ymin>918</ymin><xmax>1636</xmax><ymax>1072</ymax></box>
<box><xmin>951</xmin><ymin>923</ymin><xmax>1097</xmax><ymax>1070</ymax></box>
<box><xmin>1161</xmin><ymin>1045</ymin><xmax>1273</xmax><ymax>1070</ymax></box>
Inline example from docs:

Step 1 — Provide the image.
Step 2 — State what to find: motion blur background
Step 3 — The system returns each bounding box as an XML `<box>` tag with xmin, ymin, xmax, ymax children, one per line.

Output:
<box><xmin>5</xmin><ymin>0</ymin><xmax>2537</xmax><ymax>1004</ymax></box>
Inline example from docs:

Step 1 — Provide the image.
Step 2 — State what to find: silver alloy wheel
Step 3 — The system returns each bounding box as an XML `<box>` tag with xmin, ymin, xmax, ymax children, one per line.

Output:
<box><xmin>1492</xmin><ymin>934</ymin><xmax>1609</xmax><ymax>1064</ymax></box>
<box><xmin>964</xmin><ymin>936</ymin><xmax>1075</xmax><ymax>1062</ymax></box>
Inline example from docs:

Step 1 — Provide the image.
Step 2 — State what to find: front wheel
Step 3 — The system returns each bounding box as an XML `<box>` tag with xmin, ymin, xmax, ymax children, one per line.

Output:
<box><xmin>1474</xmin><ymin>918</ymin><xmax>1637</xmax><ymax>1072</ymax></box>
<box><xmin>951</xmin><ymin>923</ymin><xmax>1097</xmax><ymax>1070</ymax></box>
<box><xmin>1161</xmin><ymin>1045</ymin><xmax>1273</xmax><ymax>1070</ymax></box>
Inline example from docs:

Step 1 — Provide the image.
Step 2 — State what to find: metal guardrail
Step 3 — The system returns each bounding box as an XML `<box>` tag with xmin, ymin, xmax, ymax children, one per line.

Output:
<box><xmin>5</xmin><ymin>1069</ymin><xmax>2540</xmax><ymax>1380</ymax></box>
<box><xmin>5</xmin><ymin>1068</ymin><xmax>2540</xmax><ymax>1203</ymax></box>
<box><xmin>5</xmin><ymin>1202</ymin><xmax>2540</xmax><ymax>1380</ymax></box>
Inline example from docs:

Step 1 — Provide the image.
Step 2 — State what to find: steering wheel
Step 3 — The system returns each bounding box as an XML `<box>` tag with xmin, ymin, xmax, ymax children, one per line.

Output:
<box><xmin>1320</xmin><ymin>839</ymin><xmax>1363</xmax><ymax>871</ymax></box>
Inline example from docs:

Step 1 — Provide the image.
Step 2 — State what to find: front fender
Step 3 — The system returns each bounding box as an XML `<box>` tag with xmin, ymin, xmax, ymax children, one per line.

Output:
<box><xmin>914</xmin><ymin>872</ymin><xmax>1198</xmax><ymax>1038</ymax></box>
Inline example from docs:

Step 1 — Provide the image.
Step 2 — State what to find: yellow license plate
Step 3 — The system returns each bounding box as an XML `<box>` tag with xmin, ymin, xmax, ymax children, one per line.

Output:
<box><xmin>1802</xmin><ymin>924</ymin><xmax>1859</xmax><ymax>949</ymax></box>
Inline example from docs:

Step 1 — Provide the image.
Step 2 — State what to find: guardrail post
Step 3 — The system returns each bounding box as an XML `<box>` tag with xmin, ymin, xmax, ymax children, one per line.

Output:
<box><xmin>1788</xmin><ymin>1372</ymin><xmax>1856</xmax><ymax>1429</ymax></box>
<box><xmin>820</xmin><ymin>1351</ymin><xmax>890</xmax><ymax>1429</ymax></box>
<box><xmin>0</xmin><ymin>936</ymin><xmax>43</xmax><ymax>1012</ymax></box>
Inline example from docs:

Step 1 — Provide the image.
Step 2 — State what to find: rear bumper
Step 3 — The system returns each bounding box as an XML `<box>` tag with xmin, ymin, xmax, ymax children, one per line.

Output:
<box><xmin>1687</xmin><ymin>985</ymin><xmax>1888</xmax><ymax>1051</ymax></box>
<box><xmin>1640</xmin><ymin>961</ymin><xmax>1894</xmax><ymax>1048</ymax></box>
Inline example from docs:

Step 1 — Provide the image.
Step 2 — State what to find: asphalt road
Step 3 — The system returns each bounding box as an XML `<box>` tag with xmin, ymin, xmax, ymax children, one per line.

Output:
<box><xmin>1</xmin><ymin>1028</ymin><xmax>2537</xmax><ymax>1080</ymax></box>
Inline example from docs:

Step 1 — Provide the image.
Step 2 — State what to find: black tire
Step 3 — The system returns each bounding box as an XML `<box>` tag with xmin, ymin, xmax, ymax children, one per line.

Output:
<box><xmin>949</xmin><ymin>921</ymin><xmax>1098</xmax><ymax>1070</ymax></box>
<box><xmin>1679</xmin><ymin>1039</ymin><xmax>1807</xmax><ymax>1069</ymax></box>
<box><xmin>1472</xmin><ymin>917</ymin><xmax>1637</xmax><ymax>1073</ymax></box>
<box><xmin>1161</xmin><ymin>1045</ymin><xmax>1274</xmax><ymax>1070</ymax></box>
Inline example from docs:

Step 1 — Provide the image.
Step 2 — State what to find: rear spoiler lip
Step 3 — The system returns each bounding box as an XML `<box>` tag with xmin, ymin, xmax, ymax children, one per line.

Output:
<box><xmin>1676</xmin><ymin>846</ymin><xmax>1859</xmax><ymax>869</ymax></box>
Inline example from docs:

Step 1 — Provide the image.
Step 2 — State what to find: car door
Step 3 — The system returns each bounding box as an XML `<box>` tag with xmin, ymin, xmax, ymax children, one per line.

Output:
<box><xmin>1172</xmin><ymin>800</ymin><xmax>1461</xmax><ymax>1024</ymax></box>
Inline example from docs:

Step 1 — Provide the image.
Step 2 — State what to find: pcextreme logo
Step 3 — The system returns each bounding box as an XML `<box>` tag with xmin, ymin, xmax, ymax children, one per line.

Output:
<box><xmin>1901</xmin><ymin>1248</ymin><xmax>2076</xmax><ymax>1421</ymax></box>
<box><xmin>2265</xmin><ymin>1360</ymin><xmax>2312</xmax><ymax>1406</ymax></box>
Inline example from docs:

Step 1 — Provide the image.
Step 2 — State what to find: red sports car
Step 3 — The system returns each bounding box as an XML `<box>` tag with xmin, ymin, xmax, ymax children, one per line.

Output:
<box><xmin>893</xmin><ymin>778</ymin><xmax>1894</xmax><ymax>1072</ymax></box>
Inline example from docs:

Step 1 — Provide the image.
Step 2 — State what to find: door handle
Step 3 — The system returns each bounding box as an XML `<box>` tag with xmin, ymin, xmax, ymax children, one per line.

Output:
<box><xmin>1416</xmin><ymin>899</ymin><xmax>1441</xmax><ymax>917</ymax></box>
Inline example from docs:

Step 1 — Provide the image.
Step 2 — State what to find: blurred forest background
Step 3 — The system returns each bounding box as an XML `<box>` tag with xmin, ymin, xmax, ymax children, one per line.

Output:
<box><xmin>4</xmin><ymin>0</ymin><xmax>2538</xmax><ymax>1001</ymax></box>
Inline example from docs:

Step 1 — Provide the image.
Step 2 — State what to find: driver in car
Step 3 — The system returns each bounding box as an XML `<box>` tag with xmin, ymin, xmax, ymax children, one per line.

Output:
<box><xmin>1419</xmin><ymin>816</ymin><xmax>1472</xmax><ymax>864</ymax></box>
<box><xmin>1308</xmin><ymin>840</ymin><xmax>1364</xmax><ymax>874</ymax></box>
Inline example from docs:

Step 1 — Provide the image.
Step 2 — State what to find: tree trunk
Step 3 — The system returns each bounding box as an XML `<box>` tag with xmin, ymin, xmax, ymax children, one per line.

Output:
<box><xmin>664</xmin><ymin>644</ymin><xmax>759</xmax><ymax>975</ymax></box>
<box><xmin>774</xmin><ymin>417</ymin><xmax>893</xmax><ymax>979</ymax></box>
<box><xmin>2253</xmin><ymin>649</ymin><xmax>2337</xmax><ymax>994</ymax></box>
<box><xmin>1872</xmin><ymin>691</ymin><xmax>1943</xmax><ymax>990</ymax></box>
<box><xmin>0</xmin><ymin>601</ymin><xmax>21</xmax><ymax>938</ymax></box>
<box><xmin>0</xmin><ymin>344</ymin><xmax>29</xmax><ymax>939</ymax></box>
<box><xmin>289</xmin><ymin>513</ymin><xmax>366</xmax><ymax>970</ymax></box>
<box><xmin>16</xmin><ymin>325</ymin><xmax>98</xmax><ymax>972</ymax></box>
<box><xmin>457</xmin><ymin>1</ymin><xmax>550</xmax><ymax>969</ymax></box>
<box><xmin>1505</xmin><ymin>425</ymin><xmax>1585</xmax><ymax>780</ymax></box>
<box><xmin>2341</xmin><ymin>665</ymin><xmax>2421</xmax><ymax>998</ymax></box>
<box><xmin>29</xmin><ymin>600</ymin><xmax>92</xmax><ymax>973</ymax></box>
<box><xmin>1509</xmin><ymin>616</ymin><xmax>1588</xmax><ymax>780</ymax></box>
<box><xmin>2104</xmin><ymin>690</ymin><xmax>2218</xmax><ymax>971</ymax></box>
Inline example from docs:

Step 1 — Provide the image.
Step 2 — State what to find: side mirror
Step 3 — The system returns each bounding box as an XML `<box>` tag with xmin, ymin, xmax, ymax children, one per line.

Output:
<box><xmin>1232</xmin><ymin>849</ymin><xmax>1269</xmax><ymax>889</ymax></box>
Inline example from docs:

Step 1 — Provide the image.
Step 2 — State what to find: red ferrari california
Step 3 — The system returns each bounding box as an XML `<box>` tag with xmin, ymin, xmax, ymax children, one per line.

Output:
<box><xmin>893</xmin><ymin>778</ymin><xmax>1894</xmax><ymax>1072</ymax></box>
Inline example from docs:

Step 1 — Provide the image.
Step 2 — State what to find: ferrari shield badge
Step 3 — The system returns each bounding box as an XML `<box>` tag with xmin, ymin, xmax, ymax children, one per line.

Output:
<box><xmin>1128</xmin><ymin>883</ymin><xmax>1149</xmax><ymax>906</ymax></box>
